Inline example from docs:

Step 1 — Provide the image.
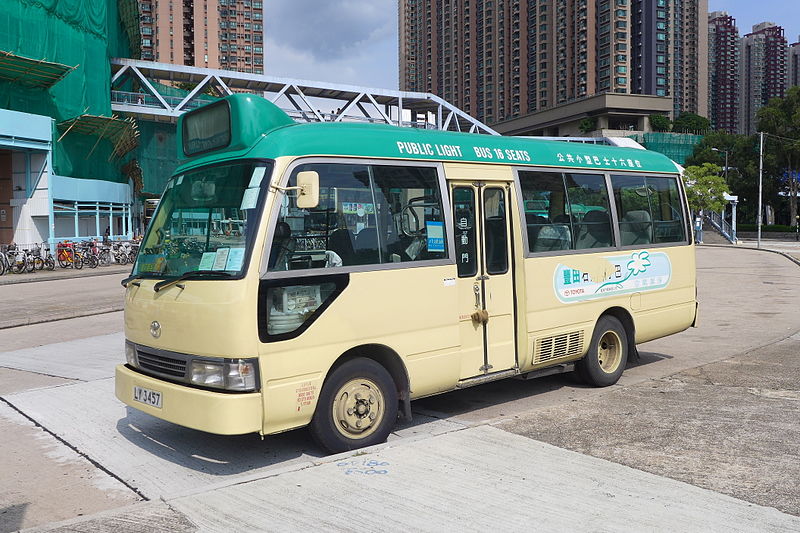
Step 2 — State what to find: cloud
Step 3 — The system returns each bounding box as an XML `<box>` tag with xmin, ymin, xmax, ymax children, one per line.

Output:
<box><xmin>265</xmin><ymin>0</ymin><xmax>398</xmax><ymax>88</ymax></box>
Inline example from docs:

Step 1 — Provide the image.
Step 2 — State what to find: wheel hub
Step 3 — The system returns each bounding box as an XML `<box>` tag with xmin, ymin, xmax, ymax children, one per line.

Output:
<box><xmin>333</xmin><ymin>378</ymin><xmax>384</xmax><ymax>439</ymax></box>
<box><xmin>597</xmin><ymin>330</ymin><xmax>622</xmax><ymax>373</ymax></box>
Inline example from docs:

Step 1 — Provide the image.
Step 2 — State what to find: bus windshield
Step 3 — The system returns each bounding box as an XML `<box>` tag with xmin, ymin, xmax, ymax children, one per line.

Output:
<box><xmin>133</xmin><ymin>161</ymin><xmax>271</xmax><ymax>279</ymax></box>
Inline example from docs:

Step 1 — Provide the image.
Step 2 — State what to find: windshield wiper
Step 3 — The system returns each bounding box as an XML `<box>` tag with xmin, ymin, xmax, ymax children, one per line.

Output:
<box><xmin>121</xmin><ymin>275</ymin><xmax>142</xmax><ymax>288</ymax></box>
<box><xmin>153</xmin><ymin>270</ymin><xmax>234</xmax><ymax>292</ymax></box>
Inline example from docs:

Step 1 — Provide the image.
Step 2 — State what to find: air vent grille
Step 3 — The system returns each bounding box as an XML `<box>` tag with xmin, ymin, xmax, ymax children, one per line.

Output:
<box><xmin>533</xmin><ymin>330</ymin><xmax>584</xmax><ymax>364</ymax></box>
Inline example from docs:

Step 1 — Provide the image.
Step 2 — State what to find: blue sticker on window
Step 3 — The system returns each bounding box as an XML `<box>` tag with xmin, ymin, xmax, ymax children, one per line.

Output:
<box><xmin>427</xmin><ymin>221</ymin><xmax>445</xmax><ymax>252</ymax></box>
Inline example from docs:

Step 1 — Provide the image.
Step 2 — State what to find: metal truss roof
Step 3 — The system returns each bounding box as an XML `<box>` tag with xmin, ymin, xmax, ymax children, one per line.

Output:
<box><xmin>110</xmin><ymin>58</ymin><xmax>498</xmax><ymax>135</ymax></box>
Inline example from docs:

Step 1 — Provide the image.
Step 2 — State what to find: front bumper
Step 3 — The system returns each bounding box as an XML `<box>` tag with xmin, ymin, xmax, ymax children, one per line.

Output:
<box><xmin>115</xmin><ymin>364</ymin><xmax>263</xmax><ymax>435</ymax></box>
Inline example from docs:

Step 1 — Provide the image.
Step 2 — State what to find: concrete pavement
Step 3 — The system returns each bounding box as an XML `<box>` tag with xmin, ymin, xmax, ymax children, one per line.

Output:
<box><xmin>0</xmin><ymin>265</ymin><xmax>130</xmax><ymax>286</ymax></box>
<box><xmin>2</xmin><ymin>246</ymin><xmax>800</xmax><ymax>531</ymax></box>
<box><xmin>0</xmin><ymin>273</ymin><xmax>126</xmax><ymax>330</ymax></box>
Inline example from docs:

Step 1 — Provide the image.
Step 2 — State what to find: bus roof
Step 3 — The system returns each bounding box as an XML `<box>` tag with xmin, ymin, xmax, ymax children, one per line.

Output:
<box><xmin>176</xmin><ymin>94</ymin><xmax>680</xmax><ymax>175</ymax></box>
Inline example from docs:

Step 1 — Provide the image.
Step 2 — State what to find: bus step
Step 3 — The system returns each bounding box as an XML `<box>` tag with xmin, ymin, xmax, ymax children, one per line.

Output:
<box><xmin>516</xmin><ymin>363</ymin><xmax>575</xmax><ymax>380</ymax></box>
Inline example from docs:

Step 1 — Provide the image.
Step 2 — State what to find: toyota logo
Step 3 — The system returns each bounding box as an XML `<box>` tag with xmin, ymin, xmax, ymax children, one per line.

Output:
<box><xmin>150</xmin><ymin>321</ymin><xmax>162</xmax><ymax>338</ymax></box>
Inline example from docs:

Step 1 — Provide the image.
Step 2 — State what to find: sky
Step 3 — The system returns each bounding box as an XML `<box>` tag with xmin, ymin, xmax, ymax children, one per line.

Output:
<box><xmin>264</xmin><ymin>1</ymin><xmax>800</xmax><ymax>92</ymax></box>
<box><xmin>709</xmin><ymin>0</ymin><xmax>800</xmax><ymax>42</ymax></box>
<box><xmin>264</xmin><ymin>0</ymin><xmax>399</xmax><ymax>90</ymax></box>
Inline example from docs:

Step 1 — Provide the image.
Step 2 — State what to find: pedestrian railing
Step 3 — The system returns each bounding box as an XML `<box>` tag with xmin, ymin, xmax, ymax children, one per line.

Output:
<box><xmin>704</xmin><ymin>211</ymin><xmax>737</xmax><ymax>243</ymax></box>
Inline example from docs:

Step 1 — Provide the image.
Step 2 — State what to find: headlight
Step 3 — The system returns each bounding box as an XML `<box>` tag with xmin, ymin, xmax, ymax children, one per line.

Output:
<box><xmin>190</xmin><ymin>358</ymin><xmax>259</xmax><ymax>392</ymax></box>
<box><xmin>190</xmin><ymin>361</ymin><xmax>225</xmax><ymax>387</ymax></box>
<box><xmin>125</xmin><ymin>343</ymin><xmax>138</xmax><ymax>367</ymax></box>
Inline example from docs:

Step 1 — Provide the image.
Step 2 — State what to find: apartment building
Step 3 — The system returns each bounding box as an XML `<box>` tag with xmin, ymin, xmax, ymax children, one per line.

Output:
<box><xmin>138</xmin><ymin>0</ymin><xmax>264</xmax><ymax>73</ymax></box>
<box><xmin>399</xmin><ymin>0</ymin><xmax>708</xmax><ymax>127</ymax></box>
<box><xmin>707</xmin><ymin>11</ymin><xmax>739</xmax><ymax>133</ymax></box>
<box><xmin>740</xmin><ymin>22</ymin><xmax>787</xmax><ymax>134</ymax></box>
<box><xmin>789</xmin><ymin>37</ymin><xmax>800</xmax><ymax>89</ymax></box>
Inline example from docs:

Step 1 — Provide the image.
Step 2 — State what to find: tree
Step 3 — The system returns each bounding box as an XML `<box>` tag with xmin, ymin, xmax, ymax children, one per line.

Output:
<box><xmin>579</xmin><ymin>117</ymin><xmax>597</xmax><ymax>134</ymax></box>
<box><xmin>757</xmin><ymin>86</ymin><xmax>800</xmax><ymax>226</ymax></box>
<box><xmin>672</xmin><ymin>112</ymin><xmax>711</xmax><ymax>133</ymax></box>
<box><xmin>649</xmin><ymin>114</ymin><xmax>671</xmax><ymax>132</ymax></box>
<box><xmin>685</xmin><ymin>132</ymin><xmax>775</xmax><ymax>224</ymax></box>
<box><xmin>682</xmin><ymin>163</ymin><xmax>729</xmax><ymax>215</ymax></box>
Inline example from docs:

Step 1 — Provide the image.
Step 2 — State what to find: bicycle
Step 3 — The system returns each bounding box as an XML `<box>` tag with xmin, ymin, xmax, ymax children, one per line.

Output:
<box><xmin>6</xmin><ymin>245</ymin><xmax>27</xmax><ymax>274</ymax></box>
<box><xmin>40</xmin><ymin>243</ymin><xmax>55</xmax><ymax>271</ymax></box>
<box><xmin>97</xmin><ymin>245</ymin><xmax>112</xmax><ymax>266</ymax></box>
<box><xmin>77</xmin><ymin>242</ymin><xmax>99</xmax><ymax>269</ymax></box>
<box><xmin>0</xmin><ymin>246</ymin><xmax>8</xmax><ymax>276</ymax></box>
<box><xmin>57</xmin><ymin>242</ymin><xmax>83</xmax><ymax>269</ymax></box>
<box><xmin>25</xmin><ymin>244</ymin><xmax>44</xmax><ymax>272</ymax></box>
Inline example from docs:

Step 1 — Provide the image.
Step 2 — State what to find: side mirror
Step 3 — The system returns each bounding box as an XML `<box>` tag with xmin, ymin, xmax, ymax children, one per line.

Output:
<box><xmin>296</xmin><ymin>171</ymin><xmax>320</xmax><ymax>209</ymax></box>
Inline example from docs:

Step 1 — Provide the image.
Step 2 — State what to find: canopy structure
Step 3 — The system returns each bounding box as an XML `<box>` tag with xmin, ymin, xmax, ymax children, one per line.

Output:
<box><xmin>57</xmin><ymin>114</ymin><xmax>140</xmax><ymax>158</ymax></box>
<box><xmin>0</xmin><ymin>50</ymin><xmax>76</xmax><ymax>89</ymax></box>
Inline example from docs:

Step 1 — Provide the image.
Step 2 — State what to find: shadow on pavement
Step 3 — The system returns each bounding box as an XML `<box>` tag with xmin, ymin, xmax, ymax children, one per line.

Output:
<box><xmin>116</xmin><ymin>407</ymin><xmax>323</xmax><ymax>476</ymax></box>
<box><xmin>0</xmin><ymin>502</ymin><xmax>28</xmax><ymax>533</ymax></box>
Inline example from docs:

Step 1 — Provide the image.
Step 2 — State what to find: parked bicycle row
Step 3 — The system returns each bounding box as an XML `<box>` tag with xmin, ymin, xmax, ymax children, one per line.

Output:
<box><xmin>0</xmin><ymin>241</ymin><xmax>139</xmax><ymax>276</ymax></box>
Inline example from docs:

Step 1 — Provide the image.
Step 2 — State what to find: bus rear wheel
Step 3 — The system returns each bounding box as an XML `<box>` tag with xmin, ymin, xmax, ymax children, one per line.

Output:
<box><xmin>310</xmin><ymin>357</ymin><xmax>398</xmax><ymax>454</ymax></box>
<box><xmin>577</xmin><ymin>315</ymin><xmax>628</xmax><ymax>387</ymax></box>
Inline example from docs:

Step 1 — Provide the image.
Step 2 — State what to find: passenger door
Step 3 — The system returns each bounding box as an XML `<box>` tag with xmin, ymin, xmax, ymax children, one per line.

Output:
<box><xmin>450</xmin><ymin>181</ymin><xmax>517</xmax><ymax>379</ymax></box>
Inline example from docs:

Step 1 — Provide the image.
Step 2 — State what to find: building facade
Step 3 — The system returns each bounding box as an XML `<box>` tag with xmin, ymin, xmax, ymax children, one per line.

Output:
<box><xmin>0</xmin><ymin>1</ymin><xmax>138</xmax><ymax>248</ymax></box>
<box><xmin>789</xmin><ymin>38</ymin><xmax>800</xmax><ymax>89</ymax></box>
<box><xmin>139</xmin><ymin>0</ymin><xmax>264</xmax><ymax>73</ymax></box>
<box><xmin>707</xmin><ymin>11</ymin><xmax>739</xmax><ymax>133</ymax></box>
<box><xmin>399</xmin><ymin>0</ymin><xmax>708</xmax><ymax>129</ymax></box>
<box><xmin>739</xmin><ymin>22</ymin><xmax>787</xmax><ymax>134</ymax></box>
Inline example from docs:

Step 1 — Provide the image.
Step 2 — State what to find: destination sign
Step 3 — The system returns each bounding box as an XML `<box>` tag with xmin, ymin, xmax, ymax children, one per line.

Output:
<box><xmin>183</xmin><ymin>101</ymin><xmax>231</xmax><ymax>156</ymax></box>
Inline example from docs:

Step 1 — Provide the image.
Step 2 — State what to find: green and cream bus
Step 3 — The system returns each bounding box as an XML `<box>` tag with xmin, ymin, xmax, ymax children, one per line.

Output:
<box><xmin>116</xmin><ymin>94</ymin><xmax>697</xmax><ymax>453</ymax></box>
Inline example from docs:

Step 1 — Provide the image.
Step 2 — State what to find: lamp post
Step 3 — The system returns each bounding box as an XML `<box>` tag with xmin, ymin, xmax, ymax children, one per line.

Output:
<box><xmin>711</xmin><ymin>147</ymin><xmax>729</xmax><ymax>182</ymax></box>
<box><xmin>712</xmin><ymin>147</ymin><xmax>730</xmax><ymax>240</ymax></box>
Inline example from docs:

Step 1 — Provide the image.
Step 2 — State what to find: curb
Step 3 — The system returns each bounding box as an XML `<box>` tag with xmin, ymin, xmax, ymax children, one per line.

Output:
<box><xmin>698</xmin><ymin>243</ymin><xmax>800</xmax><ymax>267</ymax></box>
<box><xmin>0</xmin><ymin>268</ymin><xmax>130</xmax><ymax>286</ymax></box>
<box><xmin>0</xmin><ymin>306</ymin><xmax>124</xmax><ymax>330</ymax></box>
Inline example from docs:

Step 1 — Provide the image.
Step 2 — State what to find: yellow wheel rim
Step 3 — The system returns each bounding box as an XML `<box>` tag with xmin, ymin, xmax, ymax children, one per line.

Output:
<box><xmin>597</xmin><ymin>330</ymin><xmax>623</xmax><ymax>374</ymax></box>
<box><xmin>331</xmin><ymin>378</ymin><xmax>385</xmax><ymax>440</ymax></box>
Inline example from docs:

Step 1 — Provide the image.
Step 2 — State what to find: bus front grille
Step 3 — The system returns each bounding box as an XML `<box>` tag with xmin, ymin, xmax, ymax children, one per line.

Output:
<box><xmin>534</xmin><ymin>330</ymin><xmax>584</xmax><ymax>364</ymax></box>
<box><xmin>137</xmin><ymin>348</ymin><xmax>187</xmax><ymax>378</ymax></box>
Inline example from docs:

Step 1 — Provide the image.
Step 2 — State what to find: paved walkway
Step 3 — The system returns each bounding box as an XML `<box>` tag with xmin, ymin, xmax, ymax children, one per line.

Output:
<box><xmin>0</xmin><ymin>264</ymin><xmax>130</xmax><ymax>286</ymax></box>
<box><xmin>0</xmin><ymin>273</ymin><xmax>127</xmax><ymax>329</ymax></box>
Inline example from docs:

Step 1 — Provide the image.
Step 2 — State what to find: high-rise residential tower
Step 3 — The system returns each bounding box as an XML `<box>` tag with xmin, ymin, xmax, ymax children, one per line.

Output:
<box><xmin>399</xmin><ymin>0</ymin><xmax>708</xmax><ymax>127</ymax></box>
<box><xmin>707</xmin><ymin>11</ymin><xmax>739</xmax><ymax>133</ymax></box>
<box><xmin>139</xmin><ymin>0</ymin><xmax>264</xmax><ymax>73</ymax></box>
<box><xmin>789</xmin><ymin>37</ymin><xmax>800</xmax><ymax>89</ymax></box>
<box><xmin>740</xmin><ymin>22</ymin><xmax>787</xmax><ymax>134</ymax></box>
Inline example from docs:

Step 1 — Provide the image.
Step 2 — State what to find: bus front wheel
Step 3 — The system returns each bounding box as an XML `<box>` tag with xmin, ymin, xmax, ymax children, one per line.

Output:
<box><xmin>577</xmin><ymin>315</ymin><xmax>628</xmax><ymax>387</ymax></box>
<box><xmin>310</xmin><ymin>357</ymin><xmax>398</xmax><ymax>454</ymax></box>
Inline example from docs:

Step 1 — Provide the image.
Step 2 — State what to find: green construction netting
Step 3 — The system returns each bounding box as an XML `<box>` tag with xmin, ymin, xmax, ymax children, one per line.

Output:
<box><xmin>115</xmin><ymin>0</ymin><xmax>141</xmax><ymax>59</ymax></box>
<box><xmin>52</xmin><ymin>123</ymin><xmax>128</xmax><ymax>184</ymax></box>
<box><xmin>137</xmin><ymin>121</ymin><xmax>179</xmax><ymax>196</ymax></box>
<box><xmin>0</xmin><ymin>1</ymin><xmax>110</xmax><ymax>119</ymax></box>
<box><xmin>628</xmin><ymin>133</ymin><xmax>703</xmax><ymax>165</ymax></box>
<box><xmin>0</xmin><ymin>0</ymin><xmax>138</xmax><ymax>186</ymax></box>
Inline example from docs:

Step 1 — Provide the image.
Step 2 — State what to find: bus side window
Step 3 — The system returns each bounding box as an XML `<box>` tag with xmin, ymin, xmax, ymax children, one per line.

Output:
<box><xmin>567</xmin><ymin>173</ymin><xmax>614</xmax><ymax>250</ymax></box>
<box><xmin>453</xmin><ymin>187</ymin><xmax>477</xmax><ymax>277</ymax></box>
<box><xmin>267</xmin><ymin>163</ymin><xmax>447</xmax><ymax>273</ymax></box>
<box><xmin>518</xmin><ymin>171</ymin><xmax>573</xmax><ymax>253</ymax></box>
<box><xmin>611</xmin><ymin>175</ymin><xmax>686</xmax><ymax>246</ymax></box>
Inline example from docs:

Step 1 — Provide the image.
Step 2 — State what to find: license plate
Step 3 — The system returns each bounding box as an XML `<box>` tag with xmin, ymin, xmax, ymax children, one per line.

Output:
<box><xmin>133</xmin><ymin>386</ymin><xmax>162</xmax><ymax>409</ymax></box>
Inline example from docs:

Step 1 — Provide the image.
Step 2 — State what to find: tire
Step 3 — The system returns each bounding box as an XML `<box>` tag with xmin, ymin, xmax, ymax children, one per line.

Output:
<box><xmin>576</xmin><ymin>315</ymin><xmax>628</xmax><ymax>387</ymax></box>
<box><xmin>45</xmin><ymin>257</ymin><xmax>55</xmax><ymax>271</ymax></box>
<box><xmin>99</xmin><ymin>251</ymin><xmax>110</xmax><ymax>266</ymax></box>
<box><xmin>74</xmin><ymin>255</ymin><xmax>83</xmax><ymax>270</ymax></box>
<box><xmin>87</xmin><ymin>255</ymin><xmax>99</xmax><ymax>268</ymax></box>
<box><xmin>310</xmin><ymin>357</ymin><xmax>398</xmax><ymax>454</ymax></box>
<box><xmin>34</xmin><ymin>257</ymin><xmax>44</xmax><ymax>270</ymax></box>
<box><xmin>26</xmin><ymin>256</ymin><xmax>35</xmax><ymax>273</ymax></box>
<box><xmin>12</xmin><ymin>255</ymin><xmax>26</xmax><ymax>274</ymax></box>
